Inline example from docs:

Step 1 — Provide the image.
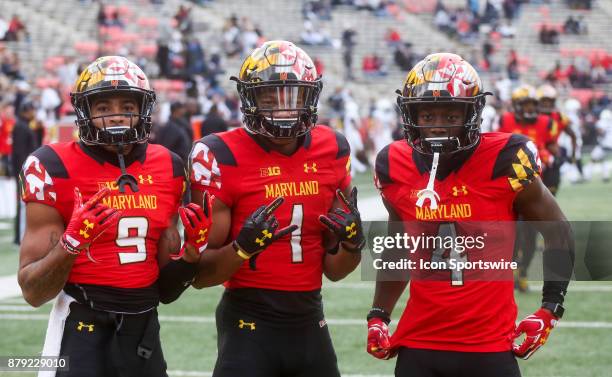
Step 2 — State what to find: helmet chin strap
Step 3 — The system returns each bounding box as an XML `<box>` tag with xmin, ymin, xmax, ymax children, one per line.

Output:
<box><xmin>416</xmin><ymin>151</ymin><xmax>440</xmax><ymax>210</ymax></box>
<box><xmin>416</xmin><ymin>138</ymin><xmax>450</xmax><ymax>210</ymax></box>
<box><xmin>115</xmin><ymin>144</ymin><xmax>139</xmax><ymax>193</ymax></box>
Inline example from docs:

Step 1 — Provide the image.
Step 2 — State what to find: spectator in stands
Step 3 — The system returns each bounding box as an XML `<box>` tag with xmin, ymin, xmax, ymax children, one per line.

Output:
<box><xmin>1</xmin><ymin>51</ymin><xmax>23</xmax><ymax>80</ymax></box>
<box><xmin>314</xmin><ymin>57</ymin><xmax>325</xmax><ymax>76</ymax></box>
<box><xmin>200</xmin><ymin>104</ymin><xmax>228</xmax><ymax>137</ymax></box>
<box><xmin>108</xmin><ymin>10</ymin><xmax>125</xmax><ymax>29</ymax></box>
<box><xmin>507</xmin><ymin>49</ymin><xmax>520</xmax><ymax>81</ymax></box>
<box><xmin>481</xmin><ymin>38</ymin><xmax>494</xmax><ymax>71</ymax></box>
<box><xmin>539</xmin><ymin>25</ymin><xmax>559</xmax><ymax>45</ymax></box>
<box><xmin>300</xmin><ymin>20</ymin><xmax>332</xmax><ymax>46</ymax></box>
<box><xmin>434</xmin><ymin>6</ymin><xmax>454</xmax><ymax>36</ymax></box>
<box><xmin>384</xmin><ymin>27</ymin><xmax>401</xmax><ymax>47</ymax></box>
<box><xmin>154</xmin><ymin>101</ymin><xmax>192</xmax><ymax>163</ymax></box>
<box><xmin>97</xmin><ymin>4</ymin><xmax>107</xmax><ymax>26</ymax></box>
<box><xmin>0</xmin><ymin>17</ymin><xmax>8</xmax><ymax>41</ymax></box>
<box><xmin>482</xmin><ymin>0</ymin><xmax>500</xmax><ymax>24</ymax></box>
<box><xmin>498</xmin><ymin>19</ymin><xmax>516</xmax><ymax>38</ymax></box>
<box><xmin>11</xmin><ymin>99</ymin><xmax>40</xmax><ymax>244</ymax></box>
<box><xmin>342</xmin><ymin>25</ymin><xmax>357</xmax><ymax>80</ymax></box>
<box><xmin>39</xmin><ymin>80</ymin><xmax>62</xmax><ymax>125</ymax></box>
<box><xmin>393</xmin><ymin>42</ymin><xmax>416</xmax><ymax>71</ymax></box>
<box><xmin>5</xmin><ymin>15</ymin><xmax>26</xmax><ymax>42</ymax></box>
<box><xmin>327</xmin><ymin>87</ymin><xmax>345</xmax><ymax>119</ymax></box>
<box><xmin>502</xmin><ymin>0</ymin><xmax>519</xmax><ymax>20</ymax></box>
<box><xmin>185</xmin><ymin>37</ymin><xmax>206</xmax><ymax>76</ymax></box>
<box><xmin>57</xmin><ymin>56</ymin><xmax>78</xmax><ymax>89</ymax></box>
<box><xmin>174</xmin><ymin>5</ymin><xmax>193</xmax><ymax>35</ymax></box>
<box><xmin>563</xmin><ymin>15</ymin><xmax>580</xmax><ymax>35</ymax></box>
<box><xmin>0</xmin><ymin>101</ymin><xmax>14</xmax><ymax>176</ymax></box>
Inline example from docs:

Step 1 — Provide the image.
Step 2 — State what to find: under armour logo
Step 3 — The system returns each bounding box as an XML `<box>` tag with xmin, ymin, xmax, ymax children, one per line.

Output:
<box><xmin>452</xmin><ymin>185</ymin><xmax>468</xmax><ymax>197</ymax></box>
<box><xmin>345</xmin><ymin>222</ymin><xmax>357</xmax><ymax>239</ymax></box>
<box><xmin>77</xmin><ymin>321</ymin><xmax>94</xmax><ymax>332</ymax></box>
<box><xmin>196</xmin><ymin>229</ymin><xmax>208</xmax><ymax>243</ymax></box>
<box><xmin>138</xmin><ymin>174</ymin><xmax>153</xmax><ymax>184</ymax></box>
<box><xmin>79</xmin><ymin>219</ymin><xmax>95</xmax><ymax>239</ymax></box>
<box><xmin>238</xmin><ymin>319</ymin><xmax>256</xmax><ymax>330</ymax></box>
<box><xmin>303</xmin><ymin>163</ymin><xmax>317</xmax><ymax>173</ymax></box>
<box><xmin>255</xmin><ymin>230</ymin><xmax>272</xmax><ymax>246</ymax></box>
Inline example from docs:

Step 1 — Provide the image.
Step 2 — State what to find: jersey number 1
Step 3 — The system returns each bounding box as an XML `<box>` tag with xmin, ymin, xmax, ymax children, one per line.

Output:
<box><xmin>290</xmin><ymin>204</ymin><xmax>303</xmax><ymax>263</ymax></box>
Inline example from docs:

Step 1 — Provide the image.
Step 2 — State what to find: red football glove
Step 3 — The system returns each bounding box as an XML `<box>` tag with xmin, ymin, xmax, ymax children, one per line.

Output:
<box><xmin>511</xmin><ymin>308</ymin><xmax>559</xmax><ymax>360</ymax></box>
<box><xmin>367</xmin><ymin>317</ymin><xmax>394</xmax><ymax>360</ymax></box>
<box><xmin>61</xmin><ymin>187</ymin><xmax>121</xmax><ymax>254</ymax></box>
<box><xmin>179</xmin><ymin>191</ymin><xmax>213</xmax><ymax>254</ymax></box>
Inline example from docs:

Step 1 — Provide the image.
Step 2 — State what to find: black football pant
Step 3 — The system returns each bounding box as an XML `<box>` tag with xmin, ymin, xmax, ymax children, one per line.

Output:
<box><xmin>513</xmin><ymin>219</ymin><xmax>538</xmax><ymax>279</ymax></box>
<box><xmin>542</xmin><ymin>162</ymin><xmax>562</xmax><ymax>196</ymax></box>
<box><xmin>212</xmin><ymin>294</ymin><xmax>340</xmax><ymax>377</ymax></box>
<box><xmin>395</xmin><ymin>347</ymin><xmax>521</xmax><ymax>377</ymax></box>
<box><xmin>57</xmin><ymin>302</ymin><xmax>167</xmax><ymax>377</ymax></box>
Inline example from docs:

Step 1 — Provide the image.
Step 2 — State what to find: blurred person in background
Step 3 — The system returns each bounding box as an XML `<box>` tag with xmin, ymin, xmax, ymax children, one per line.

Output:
<box><xmin>11</xmin><ymin>99</ymin><xmax>40</xmax><ymax>245</ymax></box>
<box><xmin>536</xmin><ymin>84</ymin><xmax>577</xmax><ymax>194</ymax></box>
<box><xmin>154</xmin><ymin>101</ymin><xmax>192</xmax><ymax>163</ymax></box>
<box><xmin>560</xmin><ymin>98</ymin><xmax>585</xmax><ymax>183</ymax></box>
<box><xmin>200</xmin><ymin>104</ymin><xmax>228</xmax><ymax>137</ymax></box>
<box><xmin>589</xmin><ymin>109</ymin><xmax>612</xmax><ymax>182</ymax></box>
<box><xmin>500</xmin><ymin>84</ymin><xmax>555</xmax><ymax>292</ymax></box>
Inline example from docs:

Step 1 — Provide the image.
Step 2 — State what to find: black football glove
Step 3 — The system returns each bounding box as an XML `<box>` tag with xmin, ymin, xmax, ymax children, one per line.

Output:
<box><xmin>233</xmin><ymin>197</ymin><xmax>297</xmax><ymax>269</ymax></box>
<box><xmin>319</xmin><ymin>187</ymin><xmax>365</xmax><ymax>253</ymax></box>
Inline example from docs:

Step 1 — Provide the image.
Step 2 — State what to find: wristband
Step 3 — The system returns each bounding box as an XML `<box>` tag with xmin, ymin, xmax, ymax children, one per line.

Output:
<box><xmin>367</xmin><ymin>307</ymin><xmax>391</xmax><ymax>324</ymax></box>
<box><xmin>541</xmin><ymin>302</ymin><xmax>565</xmax><ymax>319</ymax></box>
<box><xmin>60</xmin><ymin>236</ymin><xmax>81</xmax><ymax>255</ymax></box>
<box><xmin>233</xmin><ymin>241</ymin><xmax>251</xmax><ymax>260</ymax></box>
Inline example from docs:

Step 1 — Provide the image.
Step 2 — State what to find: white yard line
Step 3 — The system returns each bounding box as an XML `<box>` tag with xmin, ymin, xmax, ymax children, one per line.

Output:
<box><xmin>0</xmin><ymin>274</ymin><xmax>21</xmax><ymax>300</ymax></box>
<box><xmin>0</xmin><ymin>304</ymin><xmax>36</xmax><ymax>311</ymax></box>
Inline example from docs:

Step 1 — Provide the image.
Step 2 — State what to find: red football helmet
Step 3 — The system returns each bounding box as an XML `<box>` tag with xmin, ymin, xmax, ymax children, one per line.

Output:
<box><xmin>397</xmin><ymin>52</ymin><xmax>489</xmax><ymax>155</ymax></box>
<box><xmin>232</xmin><ymin>40</ymin><xmax>322</xmax><ymax>139</ymax></box>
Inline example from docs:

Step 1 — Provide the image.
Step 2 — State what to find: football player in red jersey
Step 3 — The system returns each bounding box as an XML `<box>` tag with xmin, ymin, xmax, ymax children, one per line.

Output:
<box><xmin>367</xmin><ymin>53</ymin><xmax>573</xmax><ymax>376</ymax></box>
<box><xmin>499</xmin><ymin>85</ymin><xmax>558</xmax><ymax>292</ymax></box>
<box><xmin>536</xmin><ymin>84</ymin><xmax>578</xmax><ymax>194</ymax></box>
<box><xmin>17</xmin><ymin>56</ymin><xmax>212</xmax><ymax>377</ymax></box>
<box><xmin>189</xmin><ymin>40</ymin><xmax>364</xmax><ymax>377</ymax></box>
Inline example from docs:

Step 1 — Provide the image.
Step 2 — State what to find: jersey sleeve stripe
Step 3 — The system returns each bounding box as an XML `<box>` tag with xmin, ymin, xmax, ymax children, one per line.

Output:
<box><xmin>375</xmin><ymin>144</ymin><xmax>393</xmax><ymax>184</ymax></box>
<box><xmin>169</xmin><ymin>150</ymin><xmax>185</xmax><ymax>178</ymax></box>
<box><xmin>32</xmin><ymin>145</ymin><xmax>69</xmax><ymax>178</ymax></box>
<box><xmin>201</xmin><ymin>134</ymin><xmax>237</xmax><ymax>166</ymax></box>
<box><xmin>491</xmin><ymin>134</ymin><xmax>529</xmax><ymax>181</ymax></box>
<box><xmin>334</xmin><ymin>130</ymin><xmax>351</xmax><ymax>159</ymax></box>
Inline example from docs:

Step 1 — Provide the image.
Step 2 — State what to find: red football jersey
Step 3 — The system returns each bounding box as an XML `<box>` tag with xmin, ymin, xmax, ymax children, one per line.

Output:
<box><xmin>549</xmin><ymin>111</ymin><xmax>570</xmax><ymax>143</ymax></box>
<box><xmin>21</xmin><ymin>142</ymin><xmax>185</xmax><ymax>289</ymax></box>
<box><xmin>499</xmin><ymin>112</ymin><xmax>553</xmax><ymax>165</ymax></box>
<box><xmin>374</xmin><ymin>132</ymin><xmax>541</xmax><ymax>352</ymax></box>
<box><xmin>190</xmin><ymin>126</ymin><xmax>351</xmax><ymax>291</ymax></box>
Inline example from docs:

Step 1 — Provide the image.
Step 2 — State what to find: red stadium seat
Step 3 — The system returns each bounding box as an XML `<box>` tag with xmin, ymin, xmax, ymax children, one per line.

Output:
<box><xmin>137</xmin><ymin>17</ymin><xmax>159</xmax><ymax>28</ymax></box>
<box><xmin>44</xmin><ymin>56</ymin><xmax>65</xmax><ymax>73</ymax></box>
<box><xmin>74</xmin><ymin>41</ymin><xmax>99</xmax><ymax>55</ymax></box>
<box><xmin>137</xmin><ymin>44</ymin><xmax>158</xmax><ymax>58</ymax></box>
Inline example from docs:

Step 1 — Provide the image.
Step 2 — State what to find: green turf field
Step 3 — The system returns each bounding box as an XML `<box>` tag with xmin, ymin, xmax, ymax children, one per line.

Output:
<box><xmin>0</xmin><ymin>174</ymin><xmax>611</xmax><ymax>377</ymax></box>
